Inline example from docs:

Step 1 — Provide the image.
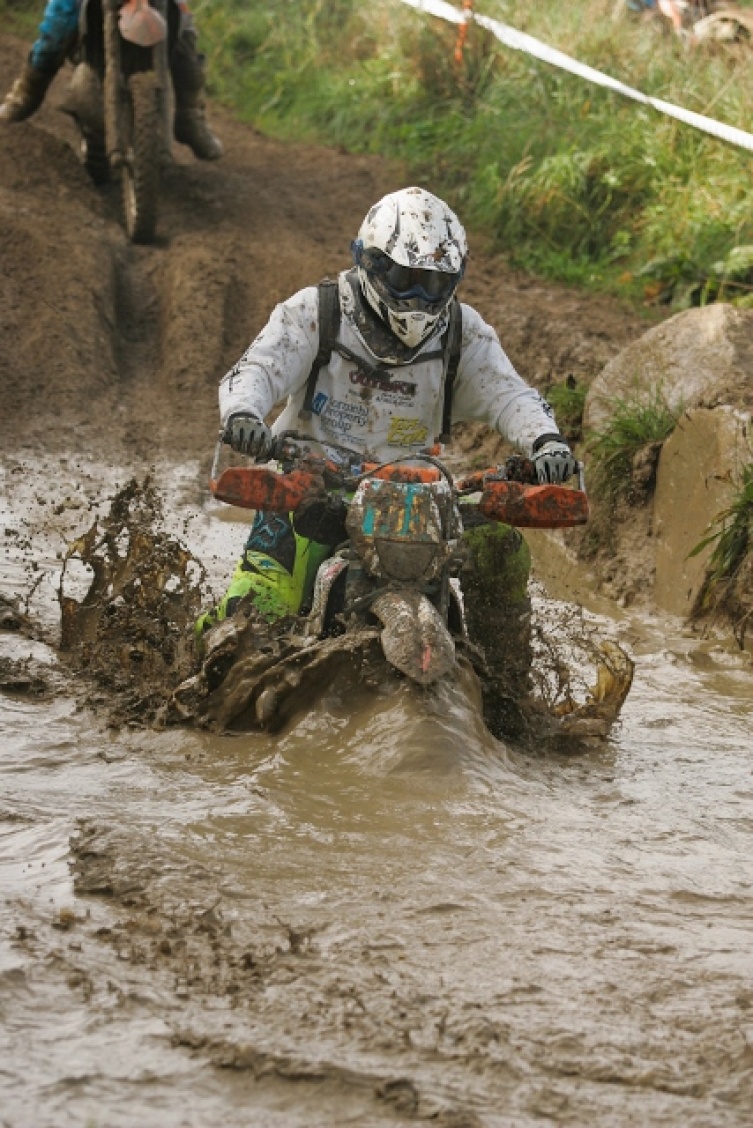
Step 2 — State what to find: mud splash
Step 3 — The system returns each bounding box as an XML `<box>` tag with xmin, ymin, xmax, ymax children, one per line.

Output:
<box><xmin>54</xmin><ymin>477</ymin><xmax>633</xmax><ymax>743</ymax></box>
<box><xmin>530</xmin><ymin>591</ymin><xmax>635</xmax><ymax>738</ymax></box>
<box><xmin>58</xmin><ymin>478</ymin><xmax>205</xmax><ymax>725</ymax></box>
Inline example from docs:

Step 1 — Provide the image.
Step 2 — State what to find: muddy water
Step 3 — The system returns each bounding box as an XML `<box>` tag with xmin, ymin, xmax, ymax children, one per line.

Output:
<box><xmin>1</xmin><ymin>460</ymin><xmax>753</xmax><ymax>1127</ymax></box>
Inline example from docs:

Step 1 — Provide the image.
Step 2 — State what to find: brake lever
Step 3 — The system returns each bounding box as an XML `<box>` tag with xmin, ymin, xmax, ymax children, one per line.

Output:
<box><xmin>211</xmin><ymin>429</ymin><xmax>227</xmax><ymax>485</ymax></box>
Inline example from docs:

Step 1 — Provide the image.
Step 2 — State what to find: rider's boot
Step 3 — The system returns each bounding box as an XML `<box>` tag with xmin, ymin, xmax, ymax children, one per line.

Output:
<box><xmin>1</xmin><ymin>0</ymin><xmax>79</xmax><ymax>124</ymax></box>
<box><xmin>171</xmin><ymin>31</ymin><xmax>223</xmax><ymax>161</ymax></box>
<box><xmin>0</xmin><ymin>56</ymin><xmax>59</xmax><ymax>123</ymax></box>
<box><xmin>461</xmin><ymin>522</ymin><xmax>533</xmax><ymax>738</ymax></box>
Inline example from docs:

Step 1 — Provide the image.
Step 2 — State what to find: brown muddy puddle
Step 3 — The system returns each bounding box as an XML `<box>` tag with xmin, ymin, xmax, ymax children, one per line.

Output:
<box><xmin>1</xmin><ymin>456</ymin><xmax>753</xmax><ymax>1127</ymax></box>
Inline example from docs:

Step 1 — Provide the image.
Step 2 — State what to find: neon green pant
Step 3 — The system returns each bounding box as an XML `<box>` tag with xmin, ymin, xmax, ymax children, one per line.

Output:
<box><xmin>195</xmin><ymin>510</ymin><xmax>330</xmax><ymax>637</ymax></box>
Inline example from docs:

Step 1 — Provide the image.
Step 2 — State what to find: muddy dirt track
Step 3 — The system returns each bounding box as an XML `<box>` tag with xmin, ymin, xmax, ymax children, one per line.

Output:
<box><xmin>0</xmin><ymin>35</ymin><xmax>647</xmax><ymax>461</ymax></box>
<box><xmin>2</xmin><ymin>32</ymin><xmax>753</xmax><ymax>1128</ymax></box>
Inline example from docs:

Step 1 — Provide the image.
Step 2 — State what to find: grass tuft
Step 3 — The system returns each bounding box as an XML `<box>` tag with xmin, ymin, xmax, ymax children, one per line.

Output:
<box><xmin>186</xmin><ymin>0</ymin><xmax>753</xmax><ymax>301</ymax></box>
<box><xmin>690</xmin><ymin>463</ymin><xmax>753</xmax><ymax>644</ymax></box>
<box><xmin>546</xmin><ymin>377</ymin><xmax>588</xmax><ymax>444</ymax></box>
<box><xmin>587</xmin><ymin>391</ymin><xmax>679</xmax><ymax>506</ymax></box>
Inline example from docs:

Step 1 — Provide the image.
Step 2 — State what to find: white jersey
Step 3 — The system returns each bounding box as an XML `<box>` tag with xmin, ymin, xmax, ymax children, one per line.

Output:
<box><xmin>219</xmin><ymin>271</ymin><xmax>558</xmax><ymax>462</ymax></box>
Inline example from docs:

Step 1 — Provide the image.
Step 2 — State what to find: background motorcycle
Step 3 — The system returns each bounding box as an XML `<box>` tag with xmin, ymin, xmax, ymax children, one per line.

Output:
<box><xmin>66</xmin><ymin>0</ymin><xmax>172</xmax><ymax>242</ymax></box>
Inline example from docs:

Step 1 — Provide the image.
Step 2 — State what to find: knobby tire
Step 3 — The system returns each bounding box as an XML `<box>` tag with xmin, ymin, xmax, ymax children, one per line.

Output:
<box><xmin>122</xmin><ymin>71</ymin><xmax>161</xmax><ymax>244</ymax></box>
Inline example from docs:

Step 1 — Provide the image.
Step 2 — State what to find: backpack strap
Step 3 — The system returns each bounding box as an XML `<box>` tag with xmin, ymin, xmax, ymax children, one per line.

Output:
<box><xmin>299</xmin><ymin>278</ymin><xmax>342</xmax><ymax>421</ymax></box>
<box><xmin>438</xmin><ymin>299</ymin><xmax>463</xmax><ymax>443</ymax></box>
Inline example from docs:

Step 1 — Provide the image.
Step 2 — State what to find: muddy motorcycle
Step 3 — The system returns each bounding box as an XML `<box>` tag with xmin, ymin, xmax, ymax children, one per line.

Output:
<box><xmin>65</xmin><ymin>0</ymin><xmax>172</xmax><ymax>242</ymax></box>
<box><xmin>171</xmin><ymin>433</ymin><xmax>628</xmax><ymax>735</ymax></box>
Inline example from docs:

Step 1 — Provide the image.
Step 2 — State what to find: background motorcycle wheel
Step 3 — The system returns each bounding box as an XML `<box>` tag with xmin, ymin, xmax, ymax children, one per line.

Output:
<box><xmin>121</xmin><ymin>71</ymin><xmax>161</xmax><ymax>244</ymax></box>
<box><xmin>80</xmin><ymin>131</ymin><xmax>110</xmax><ymax>187</ymax></box>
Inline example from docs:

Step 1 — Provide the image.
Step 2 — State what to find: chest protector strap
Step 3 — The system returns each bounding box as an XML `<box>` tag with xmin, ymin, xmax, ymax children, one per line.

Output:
<box><xmin>299</xmin><ymin>279</ymin><xmax>463</xmax><ymax>444</ymax></box>
<box><xmin>299</xmin><ymin>279</ymin><xmax>341</xmax><ymax>422</ymax></box>
<box><xmin>438</xmin><ymin>299</ymin><xmax>462</xmax><ymax>443</ymax></box>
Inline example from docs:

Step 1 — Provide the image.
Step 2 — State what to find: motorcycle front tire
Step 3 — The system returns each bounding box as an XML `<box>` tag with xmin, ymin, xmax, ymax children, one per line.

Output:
<box><xmin>121</xmin><ymin>71</ymin><xmax>161</xmax><ymax>244</ymax></box>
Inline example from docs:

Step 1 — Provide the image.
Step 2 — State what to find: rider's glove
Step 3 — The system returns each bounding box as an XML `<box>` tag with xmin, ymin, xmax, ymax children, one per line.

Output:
<box><xmin>531</xmin><ymin>433</ymin><xmax>577</xmax><ymax>484</ymax></box>
<box><xmin>225</xmin><ymin>412</ymin><xmax>272</xmax><ymax>458</ymax></box>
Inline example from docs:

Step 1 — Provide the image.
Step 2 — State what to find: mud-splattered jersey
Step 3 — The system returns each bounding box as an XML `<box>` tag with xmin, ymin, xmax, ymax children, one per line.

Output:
<box><xmin>219</xmin><ymin>272</ymin><xmax>558</xmax><ymax>462</ymax></box>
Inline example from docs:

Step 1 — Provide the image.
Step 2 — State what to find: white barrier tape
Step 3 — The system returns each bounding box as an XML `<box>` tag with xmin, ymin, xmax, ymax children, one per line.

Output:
<box><xmin>399</xmin><ymin>0</ymin><xmax>753</xmax><ymax>154</ymax></box>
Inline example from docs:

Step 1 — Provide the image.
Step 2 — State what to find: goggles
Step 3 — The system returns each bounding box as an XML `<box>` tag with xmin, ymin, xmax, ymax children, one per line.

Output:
<box><xmin>354</xmin><ymin>243</ymin><xmax>463</xmax><ymax>304</ymax></box>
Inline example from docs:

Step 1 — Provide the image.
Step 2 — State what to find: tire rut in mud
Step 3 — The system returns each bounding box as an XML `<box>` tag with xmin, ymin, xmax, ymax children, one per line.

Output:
<box><xmin>110</xmin><ymin>248</ymin><xmax>162</xmax><ymax>385</ymax></box>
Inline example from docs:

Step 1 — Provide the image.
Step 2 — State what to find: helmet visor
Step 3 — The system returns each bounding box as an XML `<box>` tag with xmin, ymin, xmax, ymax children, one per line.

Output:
<box><xmin>358</xmin><ymin>246</ymin><xmax>462</xmax><ymax>305</ymax></box>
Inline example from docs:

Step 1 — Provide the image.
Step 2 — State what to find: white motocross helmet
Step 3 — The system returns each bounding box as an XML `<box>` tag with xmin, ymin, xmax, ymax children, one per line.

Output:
<box><xmin>352</xmin><ymin>187</ymin><xmax>468</xmax><ymax>351</ymax></box>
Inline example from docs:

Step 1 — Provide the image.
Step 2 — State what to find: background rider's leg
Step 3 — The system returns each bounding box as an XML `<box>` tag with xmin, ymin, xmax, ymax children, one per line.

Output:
<box><xmin>30</xmin><ymin>0</ymin><xmax>80</xmax><ymax>70</ymax></box>
<box><xmin>0</xmin><ymin>0</ymin><xmax>79</xmax><ymax>122</ymax></box>
<box><xmin>169</xmin><ymin>1</ymin><xmax>223</xmax><ymax>160</ymax></box>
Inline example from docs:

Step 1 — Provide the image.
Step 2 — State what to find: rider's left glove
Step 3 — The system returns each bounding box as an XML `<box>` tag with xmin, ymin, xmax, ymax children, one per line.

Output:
<box><xmin>532</xmin><ymin>433</ymin><xmax>577</xmax><ymax>484</ymax></box>
<box><xmin>225</xmin><ymin>412</ymin><xmax>272</xmax><ymax>458</ymax></box>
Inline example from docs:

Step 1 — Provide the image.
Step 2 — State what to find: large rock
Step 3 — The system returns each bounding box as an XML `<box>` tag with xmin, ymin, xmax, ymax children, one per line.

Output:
<box><xmin>584</xmin><ymin>304</ymin><xmax>753</xmax><ymax>433</ymax></box>
<box><xmin>653</xmin><ymin>406</ymin><xmax>750</xmax><ymax>618</ymax></box>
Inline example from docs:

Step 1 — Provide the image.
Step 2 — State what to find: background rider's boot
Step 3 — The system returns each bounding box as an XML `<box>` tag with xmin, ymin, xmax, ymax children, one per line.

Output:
<box><xmin>171</xmin><ymin>34</ymin><xmax>223</xmax><ymax>161</ymax></box>
<box><xmin>0</xmin><ymin>57</ymin><xmax>58</xmax><ymax>123</ymax></box>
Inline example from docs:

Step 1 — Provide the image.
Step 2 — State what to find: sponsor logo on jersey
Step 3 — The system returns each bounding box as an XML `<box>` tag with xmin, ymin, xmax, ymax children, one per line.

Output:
<box><xmin>321</xmin><ymin>398</ymin><xmax>369</xmax><ymax>434</ymax></box>
<box><xmin>311</xmin><ymin>391</ymin><xmax>329</xmax><ymax>416</ymax></box>
<box><xmin>349</xmin><ymin>368</ymin><xmax>416</xmax><ymax>398</ymax></box>
<box><xmin>387</xmin><ymin>417</ymin><xmax>429</xmax><ymax>447</ymax></box>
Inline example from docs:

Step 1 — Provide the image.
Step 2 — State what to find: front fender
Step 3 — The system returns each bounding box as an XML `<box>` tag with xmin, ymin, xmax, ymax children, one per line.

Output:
<box><xmin>119</xmin><ymin>0</ymin><xmax>168</xmax><ymax>48</ymax></box>
<box><xmin>370</xmin><ymin>591</ymin><xmax>455</xmax><ymax>686</ymax></box>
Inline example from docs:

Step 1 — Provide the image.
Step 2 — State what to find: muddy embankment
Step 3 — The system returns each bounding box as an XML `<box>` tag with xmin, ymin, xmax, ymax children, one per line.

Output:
<box><xmin>583</xmin><ymin>305</ymin><xmax>753</xmax><ymax>641</ymax></box>
<box><xmin>2</xmin><ymin>32</ymin><xmax>753</xmax><ymax>1128</ymax></box>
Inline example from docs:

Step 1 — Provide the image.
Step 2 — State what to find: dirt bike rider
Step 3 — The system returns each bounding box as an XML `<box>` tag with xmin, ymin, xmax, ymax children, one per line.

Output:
<box><xmin>198</xmin><ymin>186</ymin><xmax>577</xmax><ymax>708</ymax></box>
<box><xmin>0</xmin><ymin>0</ymin><xmax>222</xmax><ymax>161</ymax></box>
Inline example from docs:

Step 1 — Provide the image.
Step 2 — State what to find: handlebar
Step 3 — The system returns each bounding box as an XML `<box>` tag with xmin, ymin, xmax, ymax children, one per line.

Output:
<box><xmin>210</xmin><ymin>431</ymin><xmax>589</xmax><ymax>528</ymax></box>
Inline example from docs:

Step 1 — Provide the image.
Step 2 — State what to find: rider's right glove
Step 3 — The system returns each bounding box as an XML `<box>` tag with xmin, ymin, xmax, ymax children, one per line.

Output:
<box><xmin>225</xmin><ymin>412</ymin><xmax>272</xmax><ymax>458</ymax></box>
<box><xmin>531</xmin><ymin>433</ymin><xmax>578</xmax><ymax>484</ymax></box>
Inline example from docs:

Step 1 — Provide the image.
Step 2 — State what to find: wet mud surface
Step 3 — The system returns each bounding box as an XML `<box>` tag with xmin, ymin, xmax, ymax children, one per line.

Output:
<box><xmin>3</xmin><ymin>578</ymin><xmax>752</xmax><ymax>1127</ymax></box>
<box><xmin>1</xmin><ymin>32</ymin><xmax>753</xmax><ymax>1128</ymax></box>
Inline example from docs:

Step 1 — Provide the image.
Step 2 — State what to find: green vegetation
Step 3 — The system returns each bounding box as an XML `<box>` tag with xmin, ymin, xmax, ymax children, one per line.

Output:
<box><xmin>1</xmin><ymin>0</ymin><xmax>37</xmax><ymax>34</ymax></box>
<box><xmin>546</xmin><ymin>377</ymin><xmax>588</xmax><ymax>444</ymax></box>
<box><xmin>586</xmin><ymin>391</ymin><xmax>679</xmax><ymax>506</ymax></box>
<box><xmin>192</xmin><ymin>0</ymin><xmax>753</xmax><ymax>300</ymax></box>
<box><xmin>689</xmin><ymin>462</ymin><xmax>753</xmax><ymax>643</ymax></box>
<box><xmin>3</xmin><ymin>0</ymin><xmax>753</xmax><ymax>300</ymax></box>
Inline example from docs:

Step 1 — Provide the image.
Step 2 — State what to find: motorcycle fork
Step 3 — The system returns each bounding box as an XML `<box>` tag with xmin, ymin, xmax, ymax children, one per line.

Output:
<box><xmin>152</xmin><ymin>0</ymin><xmax>170</xmax><ymax>156</ymax></box>
<box><xmin>103</xmin><ymin>0</ymin><xmax>170</xmax><ymax>167</ymax></box>
<box><xmin>103</xmin><ymin>0</ymin><xmax>124</xmax><ymax>165</ymax></box>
